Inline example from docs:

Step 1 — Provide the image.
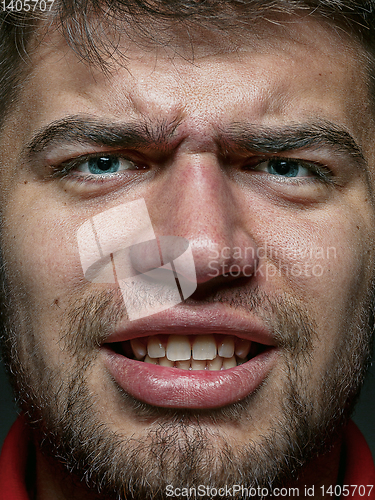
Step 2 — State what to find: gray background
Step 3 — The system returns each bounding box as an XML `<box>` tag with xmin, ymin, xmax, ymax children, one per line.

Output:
<box><xmin>1</xmin><ymin>353</ymin><xmax>374</xmax><ymax>458</ymax></box>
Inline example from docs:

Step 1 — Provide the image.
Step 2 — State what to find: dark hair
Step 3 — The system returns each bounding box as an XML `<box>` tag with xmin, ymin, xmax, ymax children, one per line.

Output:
<box><xmin>1</xmin><ymin>0</ymin><xmax>375</xmax><ymax>125</ymax></box>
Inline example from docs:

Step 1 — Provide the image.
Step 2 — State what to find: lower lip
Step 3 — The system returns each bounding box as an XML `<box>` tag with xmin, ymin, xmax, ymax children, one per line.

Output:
<box><xmin>101</xmin><ymin>347</ymin><xmax>278</xmax><ymax>409</ymax></box>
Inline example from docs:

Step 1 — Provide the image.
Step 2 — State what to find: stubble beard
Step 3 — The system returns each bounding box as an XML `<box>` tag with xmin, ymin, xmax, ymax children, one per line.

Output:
<box><xmin>1</xmin><ymin>286</ymin><xmax>373</xmax><ymax>500</ymax></box>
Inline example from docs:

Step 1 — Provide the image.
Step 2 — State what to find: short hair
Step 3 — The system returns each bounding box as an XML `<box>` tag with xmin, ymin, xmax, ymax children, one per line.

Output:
<box><xmin>1</xmin><ymin>0</ymin><xmax>375</xmax><ymax>127</ymax></box>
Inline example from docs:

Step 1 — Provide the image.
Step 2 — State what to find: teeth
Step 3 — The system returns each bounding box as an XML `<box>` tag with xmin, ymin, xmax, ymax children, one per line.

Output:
<box><xmin>235</xmin><ymin>339</ymin><xmax>251</xmax><ymax>358</ymax></box>
<box><xmin>191</xmin><ymin>359</ymin><xmax>207</xmax><ymax>370</ymax></box>
<box><xmin>166</xmin><ymin>335</ymin><xmax>191</xmax><ymax>361</ymax></box>
<box><xmin>217</xmin><ymin>336</ymin><xmax>234</xmax><ymax>358</ymax></box>
<box><xmin>131</xmin><ymin>334</ymin><xmax>253</xmax><ymax>370</ymax></box>
<box><xmin>192</xmin><ymin>334</ymin><xmax>217</xmax><ymax>360</ymax></box>
<box><xmin>147</xmin><ymin>336</ymin><xmax>165</xmax><ymax>358</ymax></box>
<box><xmin>207</xmin><ymin>356</ymin><xmax>223</xmax><ymax>371</ymax></box>
<box><xmin>144</xmin><ymin>355</ymin><xmax>158</xmax><ymax>365</ymax></box>
<box><xmin>130</xmin><ymin>338</ymin><xmax>147</xmax><ymax>360</ymax></box>
<box><xmin>222</xmin><ymin>356</ymin><xmax>236</xmax><ymax>369</ymax></box>
<box><xmin>176</xmin><ymin>360</ymin><xmax>191</xmax><ymax>370</ymax></box>
<box><xmin>159</xmin><ymin>356</ymin><xmax>174</xmax><ymax>367</ymax></box>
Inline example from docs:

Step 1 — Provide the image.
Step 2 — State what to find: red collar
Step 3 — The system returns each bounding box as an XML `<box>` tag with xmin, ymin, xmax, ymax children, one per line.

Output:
<box><xmin>1</xmin><ymin>417</ymin><xmax>374</xmax><ymax>499</ymax></box>
<box><xmin>341</xmin><ymin>420</ymin><xmax>375</xmax><ymax>488</ymax></box>
<box><xmin>0</xmin><ymin>416</ymin><xmax>32</xmax><ymax>500</ymax></box>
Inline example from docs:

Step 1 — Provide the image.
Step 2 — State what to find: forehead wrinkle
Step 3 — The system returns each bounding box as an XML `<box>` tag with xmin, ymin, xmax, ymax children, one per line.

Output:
<box><xmin>18</xmin><ymin>13</ymin><xmax>367</xmax><ymax>115</ymax></box>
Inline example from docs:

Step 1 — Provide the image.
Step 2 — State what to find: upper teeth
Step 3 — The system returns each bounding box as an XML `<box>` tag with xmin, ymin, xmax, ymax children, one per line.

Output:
<box><xmin>147</xmin><ymin>336</ymin><xmax>165</xmax><ymax>358</ymax></box>
<box><xmin>166</xmin><ymin>335</ymin><xmax>191</xmax><ymax>361</ymax></box>
<box><xmin>130</xmin><ymin>334</ymin><xmax>251</xmax><ymax>370</ymax></box>
<box><xmin>218</xmin><ymin>336</ymin><xmax>235</xmax><ymax>358</ymax></box>
<box><xmin>191</xmin><ymin>335</ymin><xmax>217</xmax><ymax>361</ymax></box>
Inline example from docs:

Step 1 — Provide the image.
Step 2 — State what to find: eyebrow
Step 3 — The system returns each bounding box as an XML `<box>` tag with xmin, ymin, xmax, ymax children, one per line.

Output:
<box><xmin>26</xmin><ymin>115</ymin><xmax>365</xmax><ymax>165</ymax></box>
<box><xmin>26</xmin><ymin>115</ymin><xmax>181</xmax><ymax>156</ymax></box>
<box><xmin>219</xmin><ymin>121</ymin><xmax>365</xmax><ymax>161</ymax></box>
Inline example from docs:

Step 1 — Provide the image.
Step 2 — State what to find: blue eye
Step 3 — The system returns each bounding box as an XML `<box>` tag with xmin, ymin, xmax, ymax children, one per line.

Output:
<box><xmin>75</xmin><ymin>155</ymin><xmax>137</xmax><ymax>175</ymax></box>
<box><xmin>86</xmin><ymin>156</ymin><xmax>121</xmax><ymax>174</ymax></box>
<box><xmin>256</xmin><ymin>158</ymin><xmax>312</xmax><ymax>177</ymax></box>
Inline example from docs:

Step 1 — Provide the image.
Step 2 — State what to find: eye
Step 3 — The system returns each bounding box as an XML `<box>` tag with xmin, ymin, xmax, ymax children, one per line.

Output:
<box><xmin>75</xmin><ymin>155</ymin><xmax>138</xmax><ymax>175</ymax></box>
<box><xmin>254</xmin><ymin>158</ymin><xmax>313</xmax><ymax>178</ymax></box>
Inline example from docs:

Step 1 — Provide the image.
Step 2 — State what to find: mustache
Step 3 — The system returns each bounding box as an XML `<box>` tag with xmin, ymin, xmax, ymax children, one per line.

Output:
<box><xmin>64</xmin><ymin>284</ymin><xmax>316</xmax><ymax>359</ymax></box>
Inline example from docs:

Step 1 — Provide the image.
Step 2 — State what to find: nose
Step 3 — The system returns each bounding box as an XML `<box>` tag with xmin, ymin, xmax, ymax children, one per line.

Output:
<box><xmin>149</xmin><ymin>152</ymin><xmax>259</xmax><ymax>285</ymax></box>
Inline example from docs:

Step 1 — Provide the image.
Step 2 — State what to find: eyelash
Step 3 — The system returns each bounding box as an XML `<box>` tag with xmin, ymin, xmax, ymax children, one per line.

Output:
<box><xmin>242</xmin><ymin>156</ymin><xmax>334</xmax><ymax>184</ymax></box>
<box><xmin>50</xmin><ymin>153</ymin><xmax>147</xmax><ymax>182</ymax></box>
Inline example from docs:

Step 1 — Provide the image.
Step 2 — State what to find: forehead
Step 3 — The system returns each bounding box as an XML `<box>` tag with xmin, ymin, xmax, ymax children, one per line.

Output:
<box><xmin>3</xmin><ymin>15</ymin><xmax>374</xmax><ymax>158</ymax></box>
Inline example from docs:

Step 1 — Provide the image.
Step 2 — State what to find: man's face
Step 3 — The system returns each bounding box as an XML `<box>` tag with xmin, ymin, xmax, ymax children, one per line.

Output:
<box><xmin>0</xmin><ymin>15</ymin><xmax>375</xmax><ymax>498</ymax></box>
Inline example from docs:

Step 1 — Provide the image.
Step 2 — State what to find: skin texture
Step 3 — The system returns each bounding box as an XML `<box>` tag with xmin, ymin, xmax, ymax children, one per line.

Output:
<box><xmin>0</xmin><ymin>15</ymin><xmax>375</xmax><ymax>500</ymax></box>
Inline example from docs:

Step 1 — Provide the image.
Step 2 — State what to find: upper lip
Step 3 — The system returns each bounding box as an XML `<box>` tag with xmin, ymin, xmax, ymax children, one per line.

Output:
<box><xmin>103</xmin><ymin>304</ymin><xmax>276</xmax><ymax>346</ymax></box>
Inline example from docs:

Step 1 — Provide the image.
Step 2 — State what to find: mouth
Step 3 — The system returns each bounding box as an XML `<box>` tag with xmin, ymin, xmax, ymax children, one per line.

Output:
<box><xmin>101</xmin><ymin>308</ymin><xmax>278</xmax><ymax>409</ymax></box>
<box><xmin>109</xmin><ymin>334</ymin><xmax>269</xmax><ymax>371</ymax></box>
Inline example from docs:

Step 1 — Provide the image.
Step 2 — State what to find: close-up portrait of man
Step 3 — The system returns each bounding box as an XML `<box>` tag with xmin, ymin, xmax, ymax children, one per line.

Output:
<box><xmin>0</xmin><ymin>1</ymin><xmax>375</xmax><ymax>499</ymax></box>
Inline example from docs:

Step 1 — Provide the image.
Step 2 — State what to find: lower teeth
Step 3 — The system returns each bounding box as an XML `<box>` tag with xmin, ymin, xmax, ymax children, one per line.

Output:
<box><xmin>138</xmin><ymin>353</ymin><xmax>247</xmax><ymax>371</ymax></box>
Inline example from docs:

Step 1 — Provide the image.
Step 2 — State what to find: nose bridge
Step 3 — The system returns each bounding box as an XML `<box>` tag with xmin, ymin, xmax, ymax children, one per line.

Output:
<box><xmin>151</xmin><ymin>152</ymin><xmax>258</xmax><ymax>283</ymax></box>
<box><xmin>165</xmin><ymin>153</ymin><xmax>231</xmax><ymax>240</ymax></box>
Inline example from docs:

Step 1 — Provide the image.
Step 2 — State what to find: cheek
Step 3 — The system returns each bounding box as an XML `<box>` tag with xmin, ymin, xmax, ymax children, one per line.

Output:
<box><xmin>1</xmin><ymin>193</ymin><xmax>85</xmax><ymax>324</ymax></box>
<box><xmin>0</xmin><ymin>193</ymin><xmax>98</xmax><ymax>369</ymax></box>
<box><xmin>253</xmin><ymin>206</ymin><xmax>373</xmax><ymax>353</ymax></box>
